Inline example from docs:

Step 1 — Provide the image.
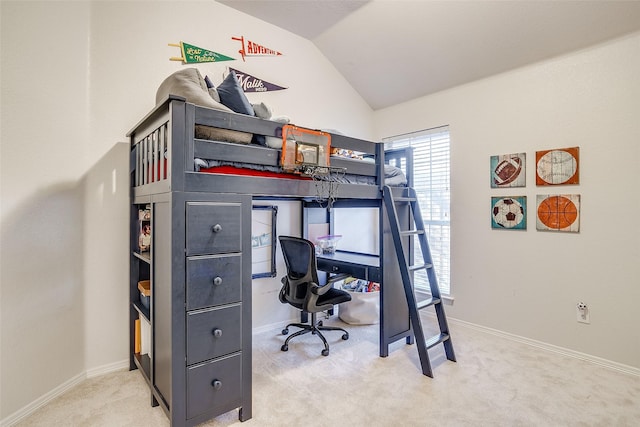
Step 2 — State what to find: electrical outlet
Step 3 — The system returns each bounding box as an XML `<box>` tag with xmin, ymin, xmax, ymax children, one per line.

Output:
<box><xmin>576</xmin><ymin>302</ymin><xmax>590</xmax><ymax>324</ymax></box>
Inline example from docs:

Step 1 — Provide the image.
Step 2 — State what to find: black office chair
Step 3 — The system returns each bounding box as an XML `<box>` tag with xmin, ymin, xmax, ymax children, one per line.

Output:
<box><xmin>278</xmin><ymin>236</ymin><xmax>352</xmax><ymax>356</ymax></box>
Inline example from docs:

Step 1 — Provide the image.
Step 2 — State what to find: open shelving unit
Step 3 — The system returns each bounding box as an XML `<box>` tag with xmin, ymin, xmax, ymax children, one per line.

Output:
<box><xmin>130</xmin><ymin>203</ymin><xmax>154</xmax><ymax>400</ymax></box>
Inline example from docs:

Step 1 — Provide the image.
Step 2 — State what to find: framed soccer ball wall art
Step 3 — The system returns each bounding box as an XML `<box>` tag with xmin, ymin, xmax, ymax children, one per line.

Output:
<box><xmin>490</xmin><ymin>152</ymin><xmax>526</xmax><ymax>188</ymax></box>
<box><xmin>491</xmin><ymin>196</ymin><xmax>527</xmax><ymax>230</ymax></box>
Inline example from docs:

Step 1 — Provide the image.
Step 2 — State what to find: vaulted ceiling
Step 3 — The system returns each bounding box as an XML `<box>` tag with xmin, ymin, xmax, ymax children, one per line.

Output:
<box><xmin>218</xmin><ymin>0</ymin><xmax>640</xmax><ymax>110</ymax></box>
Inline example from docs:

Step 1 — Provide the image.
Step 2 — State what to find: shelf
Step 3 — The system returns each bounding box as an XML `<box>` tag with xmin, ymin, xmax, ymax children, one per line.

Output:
<box><xmin>133</xmin><ymin>300</ymin><xmax>150</xmax><ymax>322</ymax></box>
<box><xmin>134</xmin><ymin>352</ymin><xmax>151</xmax><ymax>386</ymax></box>
<box><xmin>133</xmin><ymin>251</ymin><xmax>151</xmax><ymax>263</ymax></box>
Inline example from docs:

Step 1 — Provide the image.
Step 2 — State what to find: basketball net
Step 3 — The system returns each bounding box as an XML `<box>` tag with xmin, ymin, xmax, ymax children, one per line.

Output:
<box><xmin>306</xmin><ymin>166</ymin><xmax>346</xmax><ymax>210</ymax></box>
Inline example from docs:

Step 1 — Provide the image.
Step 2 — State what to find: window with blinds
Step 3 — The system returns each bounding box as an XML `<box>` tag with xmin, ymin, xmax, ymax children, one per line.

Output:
<box><xmin>383</xmin><ymin>126</ymin><xmax>451</xmax><ymax>296</ymax></box>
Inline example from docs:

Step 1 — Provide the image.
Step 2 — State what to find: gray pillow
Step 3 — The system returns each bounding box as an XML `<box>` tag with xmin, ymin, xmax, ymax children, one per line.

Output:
<box><xmin>155</xmin><ymin>68</ymin><xmax>252</xmax><ymax>144</ymax></box>
<box><xmin>217</xmin><ymin>70</ymin><xmax>255</xmax><ymax>116</ymax></box>
<box><xmin>156</xmin><ymin>68</ymin><xmax>232</xmax><ymax>112</ymax></box>
<box><xmin>252</xmin><ymin>102</ymin><xmax>272</xmax><ymax>119</ymax></box>
<box><xmin>204</xmin><ymin>75</ymin><xmax>221</xmax><ymax>103</ymax></box>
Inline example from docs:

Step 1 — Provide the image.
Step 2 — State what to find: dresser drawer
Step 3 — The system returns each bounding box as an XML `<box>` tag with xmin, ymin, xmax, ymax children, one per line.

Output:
<box><xmin>187</xmin><ymin>254</ymin><xmax>242</xmax><ymax>310</ymax></box>
<box><xmin>187</xmin><ymin>353</ymin><xmax>242</xmax><ymax>420</ymax></box>
<box><xmin>186</xmin><ymin>202</ymin><xmax>242</xmax><ymax>256</ymax></box>
<box><xmin>187</xmin><ymin>304</ymin><xmax>242</xmax><ymax>365</ymax></box>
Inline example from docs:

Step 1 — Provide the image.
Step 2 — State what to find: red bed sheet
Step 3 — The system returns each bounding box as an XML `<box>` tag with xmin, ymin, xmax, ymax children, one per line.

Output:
<box><xmin>199</xmin><ymin>165</ymin><xmax>312</xmax><ymax>180</ymax></box>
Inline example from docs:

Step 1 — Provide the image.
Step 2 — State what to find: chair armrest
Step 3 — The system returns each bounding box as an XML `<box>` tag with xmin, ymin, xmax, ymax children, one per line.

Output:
<box><xmin>309</xmin><ymin>282</ymin><xmax>329</xmax><ymax>296</ymax></box>
<box><xmin>311</xmin><ymin>273</ymin><xmax>350</xmax><ymax>296</ymax></box>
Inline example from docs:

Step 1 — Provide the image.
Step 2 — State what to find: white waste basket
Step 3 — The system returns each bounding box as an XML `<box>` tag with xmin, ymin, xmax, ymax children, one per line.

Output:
<box><xmin>339</xmin><ymin>290</ymin><xmax>380</xmax><ymax>325</ymax></box>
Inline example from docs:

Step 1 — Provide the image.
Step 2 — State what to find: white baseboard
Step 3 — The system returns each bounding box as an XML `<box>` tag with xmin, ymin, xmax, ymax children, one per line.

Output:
<box><xmin>0</xmin><ymin>372</ymin><xmax>85</xmax><ymax>427</ymax></box>
<box><xmin>86</xmin><ymin>359</ymin><xmax>129</xmax><ymax>378</ymax></box>
<box><xmin>1</xmin><ymin>360</ymin><xmax>129</xmax><ymax>427</ymax></box>
<box><xmin>448</xmin><ymin>316</ymin><xmax>640</xmax><ymax>377</ymax></box>
<box><xmin>252</xmin><ymin>318</ymin><xmax>297</xmax><ymax>335</ymax></box>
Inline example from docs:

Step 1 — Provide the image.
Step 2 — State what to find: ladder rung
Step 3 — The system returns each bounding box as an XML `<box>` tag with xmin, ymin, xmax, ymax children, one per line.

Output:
<box><xmin>394</xmin><ymin>196</ymin><xmax>417</xmax><ymax>203</ymax></box>
<box><xmin>425</xmin><ymin>333</ymin><xmax>450</xmax><ymax>350</ymax></box>
<box><xmin>409</xmin><ymin>263</ymin><xmax>433</xmax><ymax>272</ymax></box>
<box><xmin>416</xmin><ymin>297</ymin><xmax>441</xmax><ymax>310</ymax></box>
<box><xmin>400</xmin><ymin>229</ymin><xmax>424</xmax><ymax>236</ymax></box>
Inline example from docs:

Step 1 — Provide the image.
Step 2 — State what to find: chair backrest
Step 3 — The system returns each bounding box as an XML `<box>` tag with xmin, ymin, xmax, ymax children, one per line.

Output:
<box><xmin>278</xmin><ymin>236</ymin><xmax>319</xmax><ymax>306</ymax></box>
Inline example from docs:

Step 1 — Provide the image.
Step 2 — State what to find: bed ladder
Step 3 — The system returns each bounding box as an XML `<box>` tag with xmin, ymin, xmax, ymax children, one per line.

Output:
<box><xmin>382</xmin><ymin>185</ymin><xmax>456</xmax><ymax>377</ymax></box>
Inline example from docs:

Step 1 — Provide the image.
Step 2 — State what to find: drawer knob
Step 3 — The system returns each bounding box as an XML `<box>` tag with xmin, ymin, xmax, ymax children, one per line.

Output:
<box><xmin>213</xmin><ymin>276</ymin><xmax>223</xmax><ymax>286</ymax></box>
<box><xmin>212</xmin><ymin>328</ymin><xmax>223</xmax><ymax>338</ymax></box>
<box><xmin>211</xmin><ymin>380</ymin><xmax>222</xmax><ymax>390</ymax></box>
<box><xmin>212</xmin><ymin>224</ymin><xmax>223</xmax><ymax>233</ymax></box>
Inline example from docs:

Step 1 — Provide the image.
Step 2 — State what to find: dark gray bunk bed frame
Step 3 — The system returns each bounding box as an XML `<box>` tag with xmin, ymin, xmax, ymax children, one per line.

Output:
<box><xmin>128</xmin><ymin>96</ymin><xmax>415</xmax><ymax>427</ymax></box>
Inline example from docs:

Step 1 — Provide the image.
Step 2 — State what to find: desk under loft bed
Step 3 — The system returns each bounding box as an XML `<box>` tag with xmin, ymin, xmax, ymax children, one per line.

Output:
<box><xmin>128</xmin><ymin>96</ymin><xmax>416</xmax><ymax>427</ymax></box>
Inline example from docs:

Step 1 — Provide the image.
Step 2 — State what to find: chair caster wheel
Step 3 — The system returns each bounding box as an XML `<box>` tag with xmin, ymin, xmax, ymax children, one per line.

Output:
<box><xmin>282</xmin><ymin>328</ymin><xmax>289</xmax><ymax>335</ymax></box>
<box><xmin>321</xmin><ymin>349</ymin><xmax>329</xmax><ymax>356</ymax></box>
<box><xmin>281</xmin><ymin>344</ymin><xmax>288</xmax><ymax>352</ymax></box>
<box><xmin>342</xmin><ymin>333</ymin><xmax>349</xmax><ymax>340</ymax></box>
<box><xmin>317</xmin><ymin>320</ymin><xmax>323</xmax><ymax>327</ymax></box>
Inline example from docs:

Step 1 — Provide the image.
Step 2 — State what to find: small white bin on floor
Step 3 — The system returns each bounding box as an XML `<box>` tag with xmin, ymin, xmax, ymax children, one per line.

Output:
<box><xmin>339</xmin><ymin>290</ymin><xmax>380</xmax><ymax>325</ymax></box>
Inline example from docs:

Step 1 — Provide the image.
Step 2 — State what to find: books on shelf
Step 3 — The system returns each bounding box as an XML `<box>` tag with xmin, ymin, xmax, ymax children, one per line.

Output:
<box><xmin>135</xmin><ymin>319</ymin><xmax>141</xmax><ymax>354</ymax></box>
<box><xmin>140</xmin><ymin>316</ymin><xmax>151</xmax><ymax>356</ymax></box>
<box><xmin>138</xmin><ymin>205</ymin><xmax>151</xmax><ymax>252</ymax></box>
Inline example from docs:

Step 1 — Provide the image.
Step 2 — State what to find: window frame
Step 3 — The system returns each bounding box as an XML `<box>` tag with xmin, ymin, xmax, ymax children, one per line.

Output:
<box><xmin>383</xmin><ymin>126</ymin><xmax>451</xmax><ymax>296</ymax></box>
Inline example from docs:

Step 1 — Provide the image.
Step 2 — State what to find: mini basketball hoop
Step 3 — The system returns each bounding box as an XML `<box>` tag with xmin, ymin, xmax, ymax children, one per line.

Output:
<box><xmin>281</xmin><ymin>125</ymin><xmax>331</xmax><ymax>173</ymax></box>
<box><xmin>308</xmin><ymin>166</ymin><xmax>346</xmax><ymax>210</ymax></box>
<box><xmin>280</xmin><ymin>125</ymin><xmax>345</xmax><ymax>209</ymax></box>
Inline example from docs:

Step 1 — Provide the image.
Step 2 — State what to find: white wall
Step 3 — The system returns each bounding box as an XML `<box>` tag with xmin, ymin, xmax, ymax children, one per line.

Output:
<box><xmin>251</xmin><ymin>200</ymin><xmax>303</xmax><ymax>329</ymax></box>
<box><xmin>3</xmin><ymin>0</ymin><xmax>638</xmax><ymax>422</ymax></box>
<box><xmin>1</xmin><ymin>1</ymin><xmax>91</xmax><ymax>419</ymax></box>
<box><xmin>0</xmin><ymin>0</ymin><xmax>373</xmax><ymax>421</ymax></box>
<box><xmin>373</xmin><ymin>33</ymin><xmax>640</xmax><ymax>369</ymax></box>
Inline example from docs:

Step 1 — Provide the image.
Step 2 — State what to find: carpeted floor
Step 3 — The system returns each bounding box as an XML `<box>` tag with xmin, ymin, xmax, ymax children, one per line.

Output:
<box><xmin>14</xmin><ymin>315</ymin><xmax>640</xmax><ymax>426</ymax></box>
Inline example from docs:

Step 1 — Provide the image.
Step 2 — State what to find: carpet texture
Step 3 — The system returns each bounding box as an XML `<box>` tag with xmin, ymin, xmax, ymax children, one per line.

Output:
<box><xmin>14</xmin><ymin>315</ymin><xmax>640</xmax><ymax>426</ymax></box>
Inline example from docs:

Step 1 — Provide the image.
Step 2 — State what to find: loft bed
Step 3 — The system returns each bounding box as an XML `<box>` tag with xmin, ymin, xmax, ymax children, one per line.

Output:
<box><xmin>127</xmin><ymin>96</ymin><xmax>416</xmax><ymax>427</ymax></box>
<box><xmin>128</xmin><ymin>96</ymin><xmax>413</xmax><ymax>199</ymax></box>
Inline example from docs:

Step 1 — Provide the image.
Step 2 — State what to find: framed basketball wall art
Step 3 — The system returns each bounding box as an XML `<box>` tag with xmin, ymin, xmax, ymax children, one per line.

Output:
<box><xmin>536</xmin><ymin>194</ymin><xmax>580</xmax><ymax>232</ymax></box>
<box><xmin>491</xmin><ymin>196</ymin><xmax>527</xmax><ymax>230</ymax></box>
<box><xmin>536</xmin><ymin>147</ymin><xmax>579</xmax><ymax>186</ymax></box>
<box><xmin>490</xmin><ymin>152</ymin><xmax>526</xmax><ymax>188</ymax></box>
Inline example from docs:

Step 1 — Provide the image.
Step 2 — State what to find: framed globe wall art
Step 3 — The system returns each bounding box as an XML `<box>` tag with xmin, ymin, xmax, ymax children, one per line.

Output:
<box><xmin>491</xmin><ymin>196</ymin><xmax>527</xmax><ymax>230</ymax></box>
<box><xmin>536</xmin><ymin>194</ymin><xmax>580</xmax><ymax>232</ymax></box>
<box><xmin>490</xmin><ymin>152</ymin><xmax>526</xmax><ymax>188</ymax></box>
<box><xmin>536</xmin><ymin>147</ymin><xmax>579</xmax><ymax>186</ymax></box>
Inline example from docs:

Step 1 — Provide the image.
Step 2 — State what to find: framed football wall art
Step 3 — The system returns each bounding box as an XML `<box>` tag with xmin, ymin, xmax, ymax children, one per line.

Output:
<box><xmin>490</xmin><ymin>153</ymin><xmax>526</xmax><ymax>188</ymax></box>
<box><xmin>491</xmin><ymin>196</ymin><xmax>527</xmax><ymax>230</ymax></box>
<box><xmin>536</xmin><ymin>147</ymin><xmax>579</xmax><ymax>186</ymax></box>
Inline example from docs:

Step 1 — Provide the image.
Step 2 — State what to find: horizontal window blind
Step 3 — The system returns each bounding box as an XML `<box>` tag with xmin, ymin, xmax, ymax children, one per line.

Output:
<box><xmin>383</xmin><ymin>126</ymin><xmax>450</xmax><ymax>295</ymax></box>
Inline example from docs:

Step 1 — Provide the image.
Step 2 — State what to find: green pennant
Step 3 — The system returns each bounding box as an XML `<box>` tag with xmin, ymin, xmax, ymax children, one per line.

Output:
<box><xmin>174</xmin><ymin>42</ymin><xmax>235</xmax><ymax>63</ymax></box>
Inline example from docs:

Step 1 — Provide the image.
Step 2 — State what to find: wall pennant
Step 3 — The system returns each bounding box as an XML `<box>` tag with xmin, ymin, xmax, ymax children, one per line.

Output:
<box><xmin>232</xmin><ymin>36</ymin><xmax>283</xmax><ymax>61</ymax></box>
<box><xmin>229</xmin><ymin>68</ymin><xmax>287</xmax><ymax>92</ymax></box>
<box><xmin>169</xmin><ymin>41</ymin><xmax>235</xmax><ymax>63</ymax></box>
